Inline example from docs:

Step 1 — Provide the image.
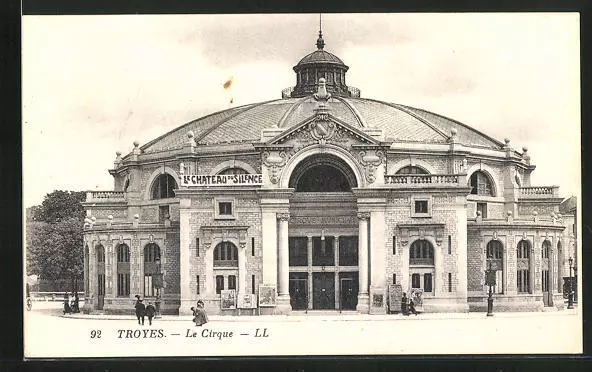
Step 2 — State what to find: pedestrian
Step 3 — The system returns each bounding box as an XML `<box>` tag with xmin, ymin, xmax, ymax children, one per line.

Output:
<box><xmin>134</xmin><ymin>296</ymin><xmax>146</xmax><ymax>325</ymax></box>
<box><xmin>145</xmin><ymin>301</ymin><xmax>156</xmax><ymax>326</ymax></box>
<box><xmin>401</xmin><ymin>292</ymin><xmax>409</xmax><ymax>315</ymax></box>
<box><xmin>71</xmin><ymin>292</ymin><xmax>80</xmax><ymax>313</ymax></box>
<box><xmin>409</xmin><ymin>298</ymin><xmax>418</xmax><ymax>315</ymax></box>
<box><xmin>63</xmin><ymin>293</ymin><xmax>72</xmax><ymax>315</ymax></box>
<box><xmin>192</xmin><ymin>300</ymin><xmax>208</xmax><ymax>327</ymax></box>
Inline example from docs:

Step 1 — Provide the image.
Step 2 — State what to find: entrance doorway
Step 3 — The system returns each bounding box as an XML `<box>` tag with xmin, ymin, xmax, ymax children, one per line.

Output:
<box><xmin>339</xmin><ymin>272</ymin><xmax>358</xmax><ymax>311</ymax></box>
<box><xmin>289</xmin><ymin>273</ymin><xmax>308</xmax><ymax>310</ymax></box>
<box><xmin>313</xmin><ymin>272</ymin><xmax>335</xmax><ymax>310</ymax></box>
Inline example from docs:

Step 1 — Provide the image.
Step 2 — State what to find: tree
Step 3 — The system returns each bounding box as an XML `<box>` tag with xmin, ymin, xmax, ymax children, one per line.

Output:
<box><xmin>26</xmin><ymin>191</ymin><xmax>86</xmax><ymax>291</ymax></box>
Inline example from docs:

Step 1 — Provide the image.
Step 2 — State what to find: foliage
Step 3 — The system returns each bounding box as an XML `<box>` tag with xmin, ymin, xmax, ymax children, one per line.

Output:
<box><xmin>26</xmin><ymin>191</ymin><xmax>86</xmax><ymax>289</ymax></box>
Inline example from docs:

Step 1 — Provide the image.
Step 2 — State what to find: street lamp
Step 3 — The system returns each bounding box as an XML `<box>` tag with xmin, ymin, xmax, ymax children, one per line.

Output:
<box><xmin>485</xmin><ymin>261</ymin><xmax>496</xmax><ymax>316</ymax></box>
<box><xmin>567</xmin><ymin>257</ymin><xmax>574</xmax><ymax>309</ymax></box>
<box><xmin>154</xmin><ymin>256</ymin><xmax>163</xmax><ymax>317</ymax></box>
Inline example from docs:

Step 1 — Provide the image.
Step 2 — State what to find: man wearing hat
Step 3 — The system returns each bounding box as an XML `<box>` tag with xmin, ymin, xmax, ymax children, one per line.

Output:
<box><xmin>134</xmin><ymin>295</ymin><xmax>146</xmax><ymax>325</ymax></box>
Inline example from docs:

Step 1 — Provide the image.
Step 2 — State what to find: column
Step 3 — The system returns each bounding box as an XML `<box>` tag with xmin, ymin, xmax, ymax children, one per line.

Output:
<box><xmin>356</xmin><ymin>212</ymin><xmax>370</xmax><ymax>313</ymax></box>
<box><xmin>261</xmin><ymin>209</ymin><xmax>278</xmax><ymax>286</ymax></box>
<box><xmin>334</xmin><ymin>236</ymin><xmax>340</xmax><ymax>310</ymax></box>
<box><xmin>307</xmin><ymin>235</ymin><xmax>313</xmax><ymax>310</ymax></box>
<box><xmin>369</xmin><ymin>209</ymin><xmax>387</xmax><ymax>314</ymax></box>
<box><xmin>454</xmin><ymin>195</ymin><xmax>469</xmax><ymax>311</ymax></box>
<box><xmin>179</xmin><ymin>199</ymin><xmax>193</xmax><ymax>315</ymax></box>
<box><xmin>277</xmin><ymin>213</ymin><xmax>292</xmax><ymax>313</ymax></box>
<box><xmin>238</xmin><ymin>243</ymin><xmax>247</xmax><ymax>298</ymax></box>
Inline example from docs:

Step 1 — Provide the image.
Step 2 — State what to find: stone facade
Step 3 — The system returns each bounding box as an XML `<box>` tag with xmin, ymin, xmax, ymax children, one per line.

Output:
<box><xmin>80</xmin><ymin>39</ymin><xmax>571</xmax><ymax>316</ymax></box>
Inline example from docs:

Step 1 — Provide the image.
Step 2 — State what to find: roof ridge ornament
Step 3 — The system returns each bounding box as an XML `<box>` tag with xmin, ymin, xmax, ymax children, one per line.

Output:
<box><xmin>314</xmin><ymin>78</ymin><xmax>331</xmax><ymax>103</ymax></box>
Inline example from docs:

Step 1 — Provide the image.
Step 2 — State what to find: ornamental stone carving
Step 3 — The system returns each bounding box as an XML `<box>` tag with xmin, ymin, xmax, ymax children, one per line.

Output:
<box><xmin>262</xmin><ymin>150</ymin><xmax>289</xmax><ymax>184</ymax></box>
<box><xmin>277</xmin><ymin>213</ymin><xmax>291</xmax><ymax>222</ymax></box>
<box><xmin>357</xmin><ymin>149</ymin><xmax>385</xmax><ymax>184</ymax></box>
<box><xmin>357</xmin><ymin>212</ymin><xmax>370</xmax><ymax>221</ymax></box>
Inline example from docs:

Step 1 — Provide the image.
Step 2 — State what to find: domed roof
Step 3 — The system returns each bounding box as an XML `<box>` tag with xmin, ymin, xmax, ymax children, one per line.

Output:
<box><xmin>296</xmin><ymin>49</ymin><xmax>346</xmax><ymax>67</ymax></box>
<box><xmin>140</xmin><ymin>97</ymin><xmax>505</xmax><ymax>153</ymax></box>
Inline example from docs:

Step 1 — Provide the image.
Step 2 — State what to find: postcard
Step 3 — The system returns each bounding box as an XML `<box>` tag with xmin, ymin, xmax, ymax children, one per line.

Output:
<box><xmin>23</xmin><ymin>13</ymin><xmax>582</xmax><ymax>358</ymax></box>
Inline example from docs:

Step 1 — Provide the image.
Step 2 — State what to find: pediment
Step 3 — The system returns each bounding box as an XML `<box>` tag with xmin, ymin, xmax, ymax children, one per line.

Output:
<box><xmin>265</xmin><ymin>113</ymin><xmax>384</xmax><ymax>148</ymax></box>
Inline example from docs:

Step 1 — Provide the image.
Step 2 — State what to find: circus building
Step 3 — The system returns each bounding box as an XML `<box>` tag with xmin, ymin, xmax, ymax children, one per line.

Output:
<box><xmin>81</xmin><ymin>30</ymin><xmax>571</xmax><ymax>315</ymax></box>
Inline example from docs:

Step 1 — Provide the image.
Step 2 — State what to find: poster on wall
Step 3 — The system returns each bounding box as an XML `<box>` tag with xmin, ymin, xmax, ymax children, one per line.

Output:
<box><xmin>238</xmin><ymin>293</ymin><xmax>257</xmax><ymax>309</ymax></box>
<box><xmin>220</xmin><ymin>290</ymin><xmax>237</xmax><ymax>310</ymax></box>
<box><xmin>388</xmin><ymin>284</ymin><xmax>403</xmax><ymax>313</ymax></box>
<box><xmin>258</xmin><ymin>285</ymin><xmax>277</xmax><ymax>307</ymax></box>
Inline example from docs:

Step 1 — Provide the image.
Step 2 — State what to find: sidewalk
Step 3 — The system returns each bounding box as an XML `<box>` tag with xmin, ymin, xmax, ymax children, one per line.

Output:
<box><xmin>61</xmin><ymin>308</ymin><xmax>578</xmax><ymax>322</ymax></box>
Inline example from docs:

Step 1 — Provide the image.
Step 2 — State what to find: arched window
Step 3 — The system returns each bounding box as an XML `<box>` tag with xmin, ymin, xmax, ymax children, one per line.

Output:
<box><xmin>486</xmin><ymin>240</ymin><xmax>504</xmax><ymax>294</ymax></box>
<box><xmin>144</xmin><ymin>243</ymin><xmax>161</xmax><ymax>297</ymax></box>
<box><xmin>396</xmin><ymin>166</ymin><xmax>428</xmax><ymax>175</ymax></box>
<box><xmin>96</xmin><ymin>244</ymin><xmax>105</xmax><ymax>262</ymax></box>
<box><xmin>144</xmin><ymin>243</ymin><xmax>161</xmax><ymax>262</ymax></box>
<box><xmin>517</xmin><ymin>240</ymin><xmax>530</xmax><ymax>259</ymax></box>
<box><xmin>542</xmin><ymin>240</ymin><xmax>551</xmax><ymax>259</ymax></box>
<box><xmin>117</xmin><ymin>244</ymin><xmax>130</xmax><ymax>262</ymax></box>
<box><xmin>516</xmin><ymin>240</ymin><xmax>531</xmax><ymax>293</ymax></box>
<box><xmin>151</xmin><ymin>173</ymin><xmax>177</xmax><ymax>199</ymax></box>
<box><xmin>486</xmin><ymin>240</ymin><xmax>503</xmax><ymax>259</ymax></box>
<box><xmin>469</xmin><ymin>171</ymin><xmax>494</xmax><ymax>196</ymax></box>
<box><xmin>116</xmin><ymin>243</ymin><xmax>130</xmax><ymax>296</ymax></box>
<box><xmin>219</xmin><ymin>167</ymin><xmax>249</xmax><ymax>175</ymax></box>
<box><xmin>409</xmin><ymin>240</ymin><xmax>434</xmax><ymax>265</ymax></box>
<box><xmin>214</xmin><ymin>242</ymin><xmax>238</xmax><ymax>267</ymax></box>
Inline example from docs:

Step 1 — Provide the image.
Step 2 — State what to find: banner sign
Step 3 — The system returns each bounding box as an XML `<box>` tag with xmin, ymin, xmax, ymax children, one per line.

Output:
<box><xmin>181</xmin><ymin>174</ymin><xmax>263</xmax><ymax>187</ymax></box>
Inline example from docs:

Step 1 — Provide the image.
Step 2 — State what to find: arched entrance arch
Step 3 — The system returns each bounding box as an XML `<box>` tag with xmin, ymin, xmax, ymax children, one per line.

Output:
<box><xmin>289</xmin><ymin>153</ymin><xmax>358</xmax><ymax>192</ymax></box>
<box><xmin>279</xmin><ymin>146</ymin><xmax>364</xmax><ymax>312</ymax></box>
<box><xmin>279</xmin><ymin>144</ymin><xmax>365</xmax><ymax>189</ymax></box>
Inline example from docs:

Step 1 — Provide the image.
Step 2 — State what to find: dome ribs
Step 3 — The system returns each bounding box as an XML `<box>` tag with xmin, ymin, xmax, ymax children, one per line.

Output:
<box><xmin>193</xmin><ymin>99</ymin><xmax>281</xmax><ymax>144</ymax></box>
<box><xmin>334</xmin><ymin>96</ymin><xmax>367</xmax><ymax>128</ymax></box>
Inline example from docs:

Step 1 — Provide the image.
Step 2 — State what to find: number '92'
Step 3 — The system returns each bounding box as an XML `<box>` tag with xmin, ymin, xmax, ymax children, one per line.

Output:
<box><xmin>90</xmin><ymin>330</ymin><xmax>102</xmax><ymax>338</ymax></box>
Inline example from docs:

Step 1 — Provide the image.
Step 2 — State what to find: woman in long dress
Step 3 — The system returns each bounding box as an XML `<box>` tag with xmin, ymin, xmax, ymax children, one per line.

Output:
<box><xmin>192</xmin><ymin>300</ymin><xmax>209</xmax><ymax>326</ymax></box>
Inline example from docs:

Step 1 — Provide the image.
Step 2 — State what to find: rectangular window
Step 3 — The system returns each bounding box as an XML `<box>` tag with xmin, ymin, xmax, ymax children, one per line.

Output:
<box><xmin>411</xmin><ymin>273</ymin><xmax>421</xmax><ymax>288</ymax></box>
<box><xmin>144</xmin><ymin>274</ymin><xmax>154</xmax><ymax>297</ymax></box>
<box><xmin>393</xmin><ymin>236</ymin><xmax>396</xmax><ymax>254</ymax></box>
<box><xmin>196</xmin><ymin>238</ymin><xmax>200</xmax><ymax>256</ymax></box>
<box><xmin>393</xmin><ymin>273</ymin><xmax>397</xmax><ymax>284</ymax></box>
<box><xmin>219</xmin><ymin>202</ymin><xmax>232</xmax><ymax>216</ymax></box>
<box><xmin>448</xmin><ymin>273</ymin><xmax>452</xmax><ymax>292</ymax></box>
<box><xmin>339</xmin><ymin>236</ymin><xmax>358</xmax><ymax>266</ymax></box>
<box><xmin>251</xmin><ymin>237</ymin><xmax>255</xmax><ymax>256</ymax></box>
<box><xmin>228</xmin><ymin>275</ymin><xmax>236</xmax><ymax>290</ymax></box>
<box><xmin>289</xmin><ymin>237</ymin><xmax>308</xmax><ymax>266</ymax></box>
<box><xmin>252</xmin><ymin>275</ymin><xmax>256</xmax><ymax>294</ymax></box>
<box><xmin>117</xmin><ymin>273</ymin><xmax>130</xmax><ymax>296</ymax></box>
<box><xmin>216</xmin><ymin>275</ymin><xmax>224</xmax><ymax>294</ymax></box>
<box><xmin>196</xmin><ymin>275</ymin><xmax>200</xmax><ymax>294</ymax></box>
<box><xmin>477</xmin><ymin>202</ymin><xmax>488</xmax><ymax>218</ymax></box>
<box><xmin>448</xmin><ymin>235</ymin><xmax>452</xmax><ymax>254</ymax></box>
<box><xmin>159</xmin><ymin>205</ymin><xmax>169</xmax><ymax>223</ymax></box>
<box><xmin>312</xmin><ymin>236</ymin><xmax>335</xmax><ymax>266</ymax></box>
<box><xmin>415</xmin><ymin>200</ymin><xmax>428</xmax><ymax>214</ymax></box>
<box><xmin>517</xmin><ymin>269</ymin><xmax>530</xmax><ymax>293</ymax></box>
<box><xmin>424</xmin><ymin>273</ymin><xmax>433</xmax><ymax>293</ymax></box>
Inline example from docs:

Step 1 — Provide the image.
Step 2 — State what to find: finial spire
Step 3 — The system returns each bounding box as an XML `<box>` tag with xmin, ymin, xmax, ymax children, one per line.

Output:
<box><xmin>316</xmin><ymin>13</ymin><xmax>325</xmax><ymax>50</ymax></box>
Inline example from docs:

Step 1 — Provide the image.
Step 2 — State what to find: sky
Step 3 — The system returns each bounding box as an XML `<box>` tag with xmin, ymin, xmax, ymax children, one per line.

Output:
<box><xmin>22</xmin><ymin>13</ymin><xmax>580</xmax><ymax>208</ymax></box>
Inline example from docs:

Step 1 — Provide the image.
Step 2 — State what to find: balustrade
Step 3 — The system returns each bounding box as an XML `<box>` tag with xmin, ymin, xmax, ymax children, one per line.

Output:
<box><xmin>86</xmin><ymin>191</ymin><xmax>126</xmax><ymax>202</ymax></box>
<box><xmin>385</xmin><ymin>174</ymin><xmax>460</xmax><ymax>186</ymax></box>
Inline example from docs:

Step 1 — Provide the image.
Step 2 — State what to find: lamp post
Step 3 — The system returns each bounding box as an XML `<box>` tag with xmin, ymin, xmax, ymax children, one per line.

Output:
<box><xmin>154</xmin><ymin>257</ymin><xmax>163</xmax><ymax>317</ymax></box>
<box><xmin>567</xmin><ymin>257</ymin><xmax>574</xmax><ymax>309</ymax></box>
<box><xmin>485</xmin><ymin>261</ymin><xmax>496</xmax><ymax>316</ymax></box>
